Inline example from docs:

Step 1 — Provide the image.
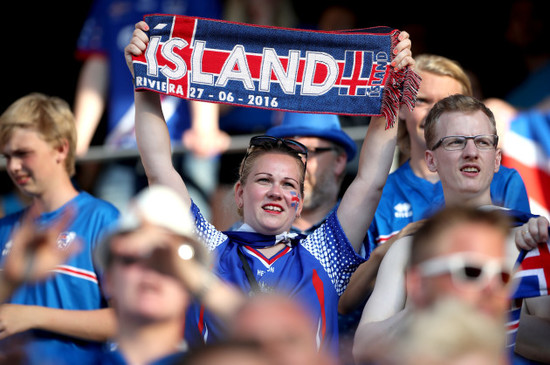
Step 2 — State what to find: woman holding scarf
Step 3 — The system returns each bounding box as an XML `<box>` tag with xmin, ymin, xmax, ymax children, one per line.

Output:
<box><xmin>124</xmin><ymin>20</ymin><xmax>415</xmax><ymax>354</ymax></box>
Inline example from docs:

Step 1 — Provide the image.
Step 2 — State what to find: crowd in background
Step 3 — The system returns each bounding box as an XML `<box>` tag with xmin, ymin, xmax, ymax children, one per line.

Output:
<box><xmin>0</xmin><ymin>1</ymin><xmax>549</xmax><ymax>365</ymax></box>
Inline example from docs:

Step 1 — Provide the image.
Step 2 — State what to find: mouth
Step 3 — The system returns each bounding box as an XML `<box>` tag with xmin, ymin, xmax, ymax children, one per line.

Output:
<box><xmin>13</xmin><ymin>175</ymin><xmax>30</xmax><ymax>185</ymax></box>
<box><xmin>263</xmin><ymin>204</ymin><xmax>283</xmax><ymax>214</ymax></box>
<box><xmin>460</xmin><ymin>165</ymin><xmax>480</xmax><ymax>175</ymax></box>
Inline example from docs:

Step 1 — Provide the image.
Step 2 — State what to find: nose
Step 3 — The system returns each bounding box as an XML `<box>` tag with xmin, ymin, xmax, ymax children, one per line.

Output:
<box><xmin>6</xmin><ymin>157</ymin><xmax>20</xmax><ymax>174</ymax></box>
<box><xmin>461</xmin><ymin>139</ymin><xmax>479</xmax><ymax>158</ymax></box>
<box><xmin>267</xmin><ymin>184</ymin><xmax>282</xmax><ymax>199</ymax></box>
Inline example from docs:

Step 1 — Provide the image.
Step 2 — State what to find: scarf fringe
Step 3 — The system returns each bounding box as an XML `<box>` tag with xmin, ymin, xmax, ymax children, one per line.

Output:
<box><xmin>381</xmin><ymin>31</ymin><xmax>422</xmax><ymax>129</ymax></box>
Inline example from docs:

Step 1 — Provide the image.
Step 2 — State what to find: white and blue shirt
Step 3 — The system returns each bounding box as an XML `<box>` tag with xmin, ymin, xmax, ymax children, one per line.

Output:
<box><xmin>0</xmin><ymin>192</ymin><xmax>119</xmax><ymax>365</ymax></box>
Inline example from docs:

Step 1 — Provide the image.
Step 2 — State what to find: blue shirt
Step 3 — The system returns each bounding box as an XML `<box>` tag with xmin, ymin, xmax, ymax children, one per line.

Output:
<box><xmin>93</xmin><ymin>347</ymin><xmax>186</xmax><ymax>365</ymax></box>
<box><xmin>185</xmin><ymin>201</ymin><xmax>364</xmax><ymax>354</ymax></box>
<box><xmin>367</xmin><ymin>161</ymin><xmax>531</xmax><ymax>255</ymax></box>
<box><xmin>0</xmin><ymin>192</ymin><xmax>119</xmax><ymax>365</ymax></box>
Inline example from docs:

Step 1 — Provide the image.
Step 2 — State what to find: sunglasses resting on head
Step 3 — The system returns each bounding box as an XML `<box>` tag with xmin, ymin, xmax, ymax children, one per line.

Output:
<box><xmin>240</xmin><ymin>135</ymin><xmax>309</xmax><ymax>175</ymax></box>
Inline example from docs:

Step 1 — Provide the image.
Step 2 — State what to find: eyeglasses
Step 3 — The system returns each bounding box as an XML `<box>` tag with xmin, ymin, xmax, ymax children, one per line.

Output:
<box><xmin>240</xmin><ymin>136</ymin><xmax>309</xmax><ymax>175</ymax></box>
<box><xmin>307</xmin><ymin>146</ymin><xmax>338</xmax><ymax>157</ymax></box>
<box><xmin>417</xmin><ymin>253</ymin><xmax>512</xmax><ymax>289</ymax></box>
<box><xmin>110</xmin><ymin>253</ymin><xmax>144</xmax><ymax>267</ymax></box>
<box><xmin>431</xmin><ymin>134</ymin><xmax>498</xmax><ymax>151</ymax></box>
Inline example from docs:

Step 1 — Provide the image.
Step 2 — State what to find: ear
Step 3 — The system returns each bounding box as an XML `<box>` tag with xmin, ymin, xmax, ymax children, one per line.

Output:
<box><xmin>54</xmin><ymin>138</ymin><xmax>70</xmax><ymax>163</ymax></box>
<box><xmin>425</xmin><ymin>150</ymin><xmax>437</xmax><ymax>172</ymax></box>
<box><xmin>234</xmin><ymin>181</ymin><xmax>244</xmax><ymax>209</ymax></box>
<box><xmin>333</xmin><ymin>153</ymin><xmax>348</xmax><ymax>177</ymax></box>
<box><xmin>494</xmin><ymin>148</ymin><xmax>502</xmax><ymax>173</ymax></box>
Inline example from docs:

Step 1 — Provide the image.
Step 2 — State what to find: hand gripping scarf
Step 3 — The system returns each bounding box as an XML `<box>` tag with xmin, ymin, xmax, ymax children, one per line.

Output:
<box><xmin>132</xmin><ymin>14</ymin><xmax>421</xmax><ymax>127</ymax></box>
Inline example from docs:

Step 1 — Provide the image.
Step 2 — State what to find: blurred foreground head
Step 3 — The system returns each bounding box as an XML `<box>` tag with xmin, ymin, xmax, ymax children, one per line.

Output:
<box><xmin>96</xmin><ymin>185</ymin><xmax>209</xmax><ymax>322</ymax></box>
<box><xmin>229</xmin><ymin>293</ymin><xmax>339</xmax><ymax>365</ymax></box>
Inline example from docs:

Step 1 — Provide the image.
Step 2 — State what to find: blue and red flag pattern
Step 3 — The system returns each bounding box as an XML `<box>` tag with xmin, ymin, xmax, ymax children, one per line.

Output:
<box><xmin>132</xmin><ymin>15</ymin><xmax>420</xmax><ymax>126</ymax></box>
<box><xmin>502</xmin><ymin>110</ymin><xmax>550</xmax><ymax>220</ymax></box>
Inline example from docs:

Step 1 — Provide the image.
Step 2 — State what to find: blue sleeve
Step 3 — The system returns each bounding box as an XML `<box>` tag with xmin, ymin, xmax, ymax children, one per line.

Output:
<box><xmin>302</xmin><ymin>210</ymin><xmax>365</xmax><ymax>296</ymax></box>
<box><xmin>190</xmin><ymin>201</ymin><xmax>227</xmax><ymax>251</ymax></box>
<box><xmin>491</xmin><ymin>167</ymin><xmax>531</xmax><ymax>213</ymax></box>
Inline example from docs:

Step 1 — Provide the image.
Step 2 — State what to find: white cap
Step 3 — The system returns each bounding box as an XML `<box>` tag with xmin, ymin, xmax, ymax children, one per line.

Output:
<box><xmin>117</xmin><ymin>185</ymin><xmax>195</xmax><ymax>237</ymax></box>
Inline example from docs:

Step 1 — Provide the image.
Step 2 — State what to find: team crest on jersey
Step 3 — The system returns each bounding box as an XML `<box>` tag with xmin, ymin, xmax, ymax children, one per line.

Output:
<box><xmin>57</xmin><ymin>231</ymin><xmax>77</xmax><ymax>250</ymax></box>
<box><xmin>394</xmin><ymin>202</ymin><xmax>413</xmax><ymax>218</ymax></box>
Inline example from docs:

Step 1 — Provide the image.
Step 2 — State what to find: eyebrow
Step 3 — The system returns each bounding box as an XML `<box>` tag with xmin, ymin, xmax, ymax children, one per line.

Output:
<box><xmin>254</xmin><ymin>172</ymin><xmax>300</xmax><ymax>184</ymax></box>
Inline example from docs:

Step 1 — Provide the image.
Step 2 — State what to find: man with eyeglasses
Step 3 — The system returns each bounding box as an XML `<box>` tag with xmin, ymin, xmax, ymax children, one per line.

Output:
<box><xmin>353</xmin><ymin>94</ymin><xmax>535</xmax><ymax>364</ymax></box>
<box><xmin>362</xmin><ymin>54</ymin><xmax>529</xmax><ymax>269</ymax></box>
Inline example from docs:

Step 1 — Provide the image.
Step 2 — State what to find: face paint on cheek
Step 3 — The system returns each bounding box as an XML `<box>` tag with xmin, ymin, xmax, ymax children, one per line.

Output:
<box><xmin>290</xmin><ymin>191</ymin><xmax>300</xmax><ymax>211</ymax></box>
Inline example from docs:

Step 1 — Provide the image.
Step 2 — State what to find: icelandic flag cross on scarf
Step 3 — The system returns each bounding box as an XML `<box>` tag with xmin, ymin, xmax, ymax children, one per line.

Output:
<box><xmin>131</xmin><ymin>14</ymin><xmax>420</xmax><ymax>127</ymax></box>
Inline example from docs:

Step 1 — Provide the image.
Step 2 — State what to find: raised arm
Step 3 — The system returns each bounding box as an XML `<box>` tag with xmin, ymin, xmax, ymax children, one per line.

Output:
<box><xmin>73</xmin><ymin>56</ymin><xmax>108</xmax><ymax>156</ymax></box>
<box><xmin>337</xmin><ymin>31</ymin><xmax>414</xmax><ymax>252</ymax></box>
<box><xmin>353</xmin><ymin>236</ymin><xmax>412</xmax><ymax>363</ymax></box>
<box><xmin>125</xmin><ymin>21</ymin><xmax>191</xmax><ymax>206</ymax></box>
<box><xmin>339</xmin><ymin>220</ymin><xmax>425</xmax><ymax>314</ymax></box>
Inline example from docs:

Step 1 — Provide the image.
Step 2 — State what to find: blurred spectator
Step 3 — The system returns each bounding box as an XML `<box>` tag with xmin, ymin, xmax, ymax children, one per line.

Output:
<box><xmin>0</xmin><ymin>93</ymin><xmax>119</xmax><ymax>365</ymax></box>
<box><xmin>385</xmin><ymin>299</ymin><xmax>507</xmax><ymax>365</ymax></box>
<box><xmin>182</xmin><ymin>340</ymin><xmax>274</xmax><ymax>365</ymax></box>
<box><xmin>94</xmin><ymin>185</ymin><xmax>244</xmax><ymax>364</ymax></box>
<box><xmin>230</xmin><ymin>293</ymin><xmax>339</xmax><ymax>365</ymax></box>
<box><xmin>356</xmin><ymin>206</ymin><xmax>513</xmax><ymax>364</ymax></box>
<box><xmin>265</xmin><ymin>112</ymin><xmax>358</xmax><ymax>364</ymax></box>
<box><xmin>74</xmin><ymin>0</ymin><xmax>227</xmax><ymax>215</ymax></box>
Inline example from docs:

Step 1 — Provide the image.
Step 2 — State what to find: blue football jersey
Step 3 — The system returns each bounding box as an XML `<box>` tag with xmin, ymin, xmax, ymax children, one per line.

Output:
<box><xmin>185</xmin><ymin>201</ymin><xmax>364</xmax><ymax>354</ymax></box>
<box><xmin>0</xmin><ymin>192</ymin><xmax>119</xmax><ymax>364</ymax></box>
<box><xmin>366</xmin><ymin>161</ymin><xmax>531</xmax><ymax>255</ymax></box>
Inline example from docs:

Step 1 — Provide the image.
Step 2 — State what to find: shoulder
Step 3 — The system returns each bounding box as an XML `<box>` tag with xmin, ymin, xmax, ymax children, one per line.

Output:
<box><xmin>494</xmin><ymin>165</ymin><xmax>521</xmax><ymax>181</ymax></box>
<box><xmin>73</xmin><ymin>192</ymin><xmax>120</xmax><ymax>217</ymax></box>
<box><xmin>386</xmin><ymin>162</ymin><xmax>411</xmax><ymax>184</ymax></box>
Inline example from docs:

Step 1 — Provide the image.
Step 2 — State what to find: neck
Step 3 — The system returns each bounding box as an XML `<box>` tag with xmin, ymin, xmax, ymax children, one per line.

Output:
<box><xmin>444</xmin><ymin>190</ymin><xmax>493</xmax><ymax>208</ymax></box>
<box><xmin>409</xmin><ymin>146</ymin><xmax>439</xmax><ymax>183</ymax></box>
<box><xmin>34</xmin><ymin>175</ymin><xmax>79</xmax><ymax>213</ymax></box>
<box><xmin>116</xmin><ymin>319</ymin><xmax>184</xmax><ymax>365</ymax></box>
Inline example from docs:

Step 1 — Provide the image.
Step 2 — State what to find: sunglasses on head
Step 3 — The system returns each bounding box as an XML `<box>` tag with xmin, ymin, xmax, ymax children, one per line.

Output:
<box><xmin>240</xmin><ymin>135</ymin><xmax>309</xmax><ymax>175</ymax></box>
<box><xmin>417</xmin><ymin>253</ymin><xmax>512</xmax><ymax>289</ymax></box>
